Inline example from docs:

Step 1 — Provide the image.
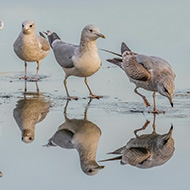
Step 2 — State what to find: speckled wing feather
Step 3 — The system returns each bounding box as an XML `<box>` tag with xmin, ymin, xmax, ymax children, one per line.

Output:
<box><xmin>121</xmin><ymin>147</ymin><xmax>150</xmax><ymax>166</ymax></box>
<box><xmin>122</xmin><ymin>54</ymin><xmax>151</xmax><ymax>81</ymax></box>
<box><xmin>37</xmin><ymin>35</ymin><xmax>50</xmax><ymax>51</ymax></box>
<box><xmin>53</xmin><ymin>41</ymin><xmax>77</xmax><ymax>68</ymax></box>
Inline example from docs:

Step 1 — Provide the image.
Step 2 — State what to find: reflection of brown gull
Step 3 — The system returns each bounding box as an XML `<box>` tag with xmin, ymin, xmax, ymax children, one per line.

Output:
<box><xmin>44</xmin><ymin>100</ymin><xmax>104</xmax><ymax>176</ymax></box>
<box><xmin>103</xmin><ymin>42</ymin><xmax>175</xmax><ymax>113</ymax></box>
<box><xmin>13</xmin><ymin>84</ymin><xmax>50</xmax><ymax>143</ymax></box>
<box><xmin>100</xmin><ymin>115</ymin><xmax>175</xmax><ymax>169</ymax></box>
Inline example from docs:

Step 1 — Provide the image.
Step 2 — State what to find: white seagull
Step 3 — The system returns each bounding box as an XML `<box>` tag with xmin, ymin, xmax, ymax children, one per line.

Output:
<box><xmin>44</xmin><ymin>24</ymin><xmax>105</xmax><ymax>100</ymax></box>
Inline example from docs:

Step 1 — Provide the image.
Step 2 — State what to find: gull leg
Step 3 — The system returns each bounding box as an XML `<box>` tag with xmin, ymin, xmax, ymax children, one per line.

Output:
<box><xmin>134</xmin><ymin>120</ymin><xmax>150</xmax><ymax>137</ymax></box>
<box><xmin>29</xmin><ymin>61</ymin><xmax>40</xmax><ymax>82</ymax></box>
<box><xmin>64</xmin><ymin>76</ymin><xmax>78</xmax><ymax>100</ymax></box>
<box><xmin>19</xmin><ymin>61</ymin><xmax>30</xmax><ymax>80</ymax></box>
<box><xmin>84</xmin><ymin>77</ymin><xmax>102</xmax><ymax>99</ymax></box>
<box><xmin>148</xmin><ymin>92</ymin><xmax>165</xmax><ymax>114</ymax></box>
<box><xmin>134</xmin><ymin>87</ymin><xmax>150</xmax><ymax>107</ymax></box>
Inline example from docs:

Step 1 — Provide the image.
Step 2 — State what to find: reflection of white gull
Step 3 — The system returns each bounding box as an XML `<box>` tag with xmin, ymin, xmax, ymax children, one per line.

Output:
<box><xmin>100</xmin><ymin>115</ymin><xmax>175</xmax><ymax>169</ymax></box>
<box><xmin>44</xmin><ymin>100</ymin><xmax>104</xmax><ymax>176</ymax></box>
<box><xmin>44</xmin><ymin>24</ymin><xmax>105</xmax><ymax>100</ymax></box>
<box><xmin>104</xmin><ymin>42</ymin><xmax>175</xmax><ymax>113</ymax></box>
<box><xmin>0</xmin><ymin>21</ymin><xmax>4</xmax><ymax>30</ymax></box>
<box><xmin>13</xmin><ymin>88</ymin><xmax>50</xmax><ymax>143</ymax></box>
<box><xmin>13</xmin><ymin>20</ymin><xmax>50</xmax><ymax>81</ymax></box>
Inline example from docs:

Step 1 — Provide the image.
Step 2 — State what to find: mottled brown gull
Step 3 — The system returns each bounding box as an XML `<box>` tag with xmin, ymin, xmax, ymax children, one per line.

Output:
<box><xmin>100</xmin><ymin>117</ymin><xmax>175</xmax><ymax>169</ymax></box>
<box><xmin>44</xmin><ymin>24</ymin><xmax>105</xmax><ymax>100</ymax></box>
<box><xmin>13</xmin><ymin>20</ymin><xmax>50</xmax><ymax>81</ymax></box>
<box><xmin>103</xmin><ymin>42</ymin><xmax>175</xmax><ymax>114</ymax></box>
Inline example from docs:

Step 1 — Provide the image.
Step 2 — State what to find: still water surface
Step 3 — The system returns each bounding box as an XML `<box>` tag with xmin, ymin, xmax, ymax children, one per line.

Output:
<box><xmin>0</xmin><ymin>0</ymin><xmax>190</xmax><ymax>190</ymax></box>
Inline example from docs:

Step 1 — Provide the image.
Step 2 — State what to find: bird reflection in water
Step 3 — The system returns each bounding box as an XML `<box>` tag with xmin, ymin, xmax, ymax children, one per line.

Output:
<box><xmin>44</xmin><ymin>99</ymin><xmax>104</xmax><ymax>176</ymax></box>
<box><xmin>13</xmin><ymin>81</ymin><xmax>50</xmax><ymax>143</ymax></box>
<box><xmin>100</xmin><ymin>114</ymin><xmax>175</xmax><ymax>169</ymax></box>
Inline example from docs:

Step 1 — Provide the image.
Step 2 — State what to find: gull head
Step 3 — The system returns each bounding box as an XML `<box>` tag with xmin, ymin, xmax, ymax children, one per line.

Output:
<box><xmin>22</xmin><ymin>20</ymin><xmax>35</xmax><ymax>34</ymax></box>
<box><xmin>22</xmin><ymin>129</ymin><xmax>34</xmax><ymax>143</ymax></box>
<box><xmin>157</xmin><ymin>76</ymin><xmax>175</xmax><ymax>107</ymax></box>
<box><xmin>157</xmin><ymin>125</ymin><xmax>175</xmax><ymax>155</ymax></box>
<box><xmin>81</xmin><ymin>24</ymin><xmax>105</xmax><ymax>41</ymax></box>
<box><xmin>0</xmin><ymin>21</ymin><xmax>4</xmax><ymax>30</ymax></box>
<box><xmin>82</xmin><ymin>161</ymin><xmax>105</xmax><ymax>176</ymax></box>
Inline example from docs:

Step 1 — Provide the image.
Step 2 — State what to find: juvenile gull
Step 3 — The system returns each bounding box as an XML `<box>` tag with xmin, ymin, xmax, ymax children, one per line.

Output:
<box><xmin>100</xmin><ymin>116</ymin><xmax>175</xmax><ymax>169</ymax></box>
<box><xmin>44</xmin><ymin>100</ymin><xmax>104</xmax><ymax>175</ymax></box>
<box><xmin>45</xmin><ymin>24</ymin><xmax>105</xmax><ymax>100</ymax></box>
<box><xmin>13</xmin><ymin>87</ymin><xmax>50</xmax><ymax>143</ymax></box>
<box><xmin>0</xmin><ymin>21</ymin><xmax>4</xmax><ymax>30</ymax></box>
<box><xmin>13</xmin><ymin>20</ymin><xmax>50</xmax><ymax>81</ymax></box>
<box><xmin>104</xmin><ymin>42</ymin><xmax>175</xmax><ymax>113</ymax></box>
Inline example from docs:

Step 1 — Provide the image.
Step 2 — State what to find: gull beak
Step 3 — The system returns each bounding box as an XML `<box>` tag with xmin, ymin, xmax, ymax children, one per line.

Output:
<box><xmin>98</xmin><ymin>33</ymin><xmax>106</xmax><ymax>39</ymax></box>
<box><xmin>169</xmin><ymin>96</ymin><xmax>173</xmax><ymax>108</ymax></box>
<box><xmin>97</xmin><ymin>165</ymin><xmax>105</xmax><ymax>169</ymax></box>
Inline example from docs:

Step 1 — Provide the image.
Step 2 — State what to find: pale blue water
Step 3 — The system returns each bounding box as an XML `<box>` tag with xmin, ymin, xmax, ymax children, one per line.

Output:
<box><xmin>0</xmin><ymin>0</ymin><xmax>190</xmax><ymax>189</ymax></box>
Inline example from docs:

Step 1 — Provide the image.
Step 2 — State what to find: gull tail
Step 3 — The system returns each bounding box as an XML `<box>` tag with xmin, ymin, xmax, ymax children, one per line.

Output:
<box><xmin>106</xmin><ymin>57</ymin><xmax>123</xmax><ymax>68</ymax></box>
<box><xmin>99</xmin><ymin>156</ymin><xmax>122</xmax><ymax>162</ymax></box>
<box><xmin>121</xmin><ymin>42</ymin><xmax>132</xmax><ymax>53</ymax></box>
<box><xmin>43</xmin><ymin>30</ymin><xmax>61</xmax><ymax>49</ymax></box>
<box><xmin>107</xmin><ymin>146</ymin><xmax>126</xmax><ymax>155</ymax></box>
<box><xmin>100</xmin><ymin>48</ymin><xmax>122</xmax><ymax>57</ymax></box>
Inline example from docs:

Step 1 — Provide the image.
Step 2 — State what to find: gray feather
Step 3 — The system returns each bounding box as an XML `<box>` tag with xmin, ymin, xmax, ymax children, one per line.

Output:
<box><xmin>121</xmin><ymin>42</ymin><xmax>131</xmax><ymax>53</ymax></box>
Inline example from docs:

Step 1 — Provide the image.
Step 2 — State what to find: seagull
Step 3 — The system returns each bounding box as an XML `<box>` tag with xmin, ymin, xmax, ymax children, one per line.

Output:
<box><xmin>100</xmin><ymin>116</ymin><xmax>175</xmax><ymax>169</ymax></box>
<box><xmin>13</xmin><ymin>20</ymin><xmax>50</xmax><ymax>81</ymax></box>
<box><xmin>13</xmin><ymin>87</ymin><xmax>50</xmax><ymax>143</ymax></box>
<box><xmin>44</xmin><ymin>24</ymin><xmax>105</xmax><ymax>100</ymax></box>
<box><xmin>44</xmin><ymin>100</ymin><xmax>104</xmax><ymax>175</ymax></box>
<box><xmin>103</xmin><ymin>42</ymin><xmax>175</xmax><ymax>113</ymax></box>
<box><xmin>0</xmin><ymin>21</ymin><xmax>4</xmax><ymax>30</ymax></box>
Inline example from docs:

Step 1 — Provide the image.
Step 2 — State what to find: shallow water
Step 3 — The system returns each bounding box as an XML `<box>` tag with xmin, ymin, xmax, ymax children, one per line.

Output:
<box><xmin>0</xmin><ymin>1</ymin><xmax>190</xmax><ymax>190</ymax></box>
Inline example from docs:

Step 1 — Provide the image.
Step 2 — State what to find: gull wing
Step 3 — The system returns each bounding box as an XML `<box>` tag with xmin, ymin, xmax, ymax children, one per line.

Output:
<box><xmin>52</xmin><ymin>41</ymin><xmax>77</xmax><ymax>69</ymax></box>
<box><xmin>121</xmin><ymin>147</ymin><xmax>151</xmax><ymax>165</ymax></box>
<box><xmin>122</xmin><ymin>54</ymin><xmax>152</xmax><ymax>81</ymax></box>
<box><xmin>37</xmin><ymin>35</ymin><xmax>50</xmax><ymax>51</ymax></box>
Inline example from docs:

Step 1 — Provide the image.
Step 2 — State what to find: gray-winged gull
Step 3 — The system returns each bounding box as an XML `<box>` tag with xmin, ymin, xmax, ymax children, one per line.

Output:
<box><xmin>44</xmin><ymin>100</ymin><xmax>104</xmax><ymax>175</ymax></box>
<box><xmin>45</xmin><ymin>24</ymin><xmax>105</xmax><ymax>100</ymax></box>
<box><xmin>13</xmin><ymin>20</ymin><xmax>50</xmax><ymax>81</ymax></box>
<box><xmin>103</xmin><ymin>42</ymin><xmax>175</xmax><ymax>113</ymax></box>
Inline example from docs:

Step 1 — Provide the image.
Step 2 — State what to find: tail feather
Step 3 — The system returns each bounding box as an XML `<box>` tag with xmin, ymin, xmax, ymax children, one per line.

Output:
<box><xmin>39</xmin><ymin>32</ymin><xmax>46</xmax><ymax>39</ymax></box>
<box><xmin>44</xmin><ymin>31</ymin><xmax>61</xmax><ymax>49</ymax></box>
<box><xmin>99</xmin><ymin>156</ymin><xmax>122</xmax><ymax>162</ymax></box>
<box><xmin>107</xmin><ymin>146</ymin><xmax>126</xmax><ymax>155</ymax></box>
<box><xmin>106</xmin><ymin>58</ymin><xmax>122</xmax><ymax>68</ymax></box>
<box><xmin>100</xmin><ymin>48</ymin><xmax>122</xmax><ymax>57</ymax></box>
<box><xmin>121</xmin><ymin>42</ymin><xmax>131</xmax><ymax>53</ymax></box>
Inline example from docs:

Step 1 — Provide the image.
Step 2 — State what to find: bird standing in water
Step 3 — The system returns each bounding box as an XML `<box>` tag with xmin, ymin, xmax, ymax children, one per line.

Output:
<box><xmin>104</xmin><ymin>42</ymin><xmax>175</xmax><ymax>113</ymax></box>
<box><xmin>13</xmin><ymin>20</ymin><xmax>50</xmax><ymax>81</ymax></box>
<box><xmin>45</xmin><ymin>24</ymin><xmax>105</xmax><ymax>100</ymax></box>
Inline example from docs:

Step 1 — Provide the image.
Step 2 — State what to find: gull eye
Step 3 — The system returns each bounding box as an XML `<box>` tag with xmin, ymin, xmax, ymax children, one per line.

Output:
<box><xmin>22</xmin><ymin>24</ymin><xmax>24</xmax><ymax>28</ymax></box>
<box><xmin>88</xmin><ymin>169</ymin><xmax>93</xmax><ymax>173</ymax></box>
<box><xmin>30</xmin><ymin>24</ymin><xmax>33</xmax><ymax>28</ymax></box>
<box><xmin>89</xmin><ymin>29</ymin><xmax>93</xmax><ymax>32</ymax></box>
